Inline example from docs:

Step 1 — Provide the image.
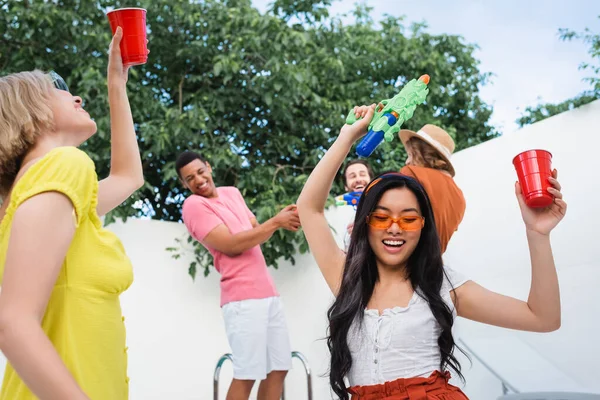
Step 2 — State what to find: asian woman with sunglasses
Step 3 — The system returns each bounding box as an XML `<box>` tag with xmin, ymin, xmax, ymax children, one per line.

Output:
<box><xmin>296</xmin><ymin>104</ymin><xmax>567</xmax><ymax>399</ymax></box>
<box><xmin>0</xmin><ymin>27</ymin><xmax>143</xmax><ymax>399</ymax></box>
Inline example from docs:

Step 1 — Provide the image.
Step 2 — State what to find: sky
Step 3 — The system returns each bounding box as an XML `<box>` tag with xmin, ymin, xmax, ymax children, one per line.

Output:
<box><xmin>252</xmin><ymin>0</ymin><xmax>599</xmax><ymax>135</ymax></box>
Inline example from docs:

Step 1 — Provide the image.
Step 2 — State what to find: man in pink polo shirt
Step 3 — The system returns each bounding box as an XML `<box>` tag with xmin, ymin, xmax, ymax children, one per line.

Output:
<box><xmin>176</xmin><ymin>151</ymin><xmax>300</xmax><ymax>400</ymax></box>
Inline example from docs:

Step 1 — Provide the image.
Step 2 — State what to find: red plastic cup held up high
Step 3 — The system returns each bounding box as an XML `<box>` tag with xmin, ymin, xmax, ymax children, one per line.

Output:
<box><xmin>513</xmin><ymin>149</ymin><xmax>554</xmax><ymax>208</ymax></box>
<box><xmin>106</xmin><ymin>8</ymin><xmax>148</xmax><ymax>67</ymax></box>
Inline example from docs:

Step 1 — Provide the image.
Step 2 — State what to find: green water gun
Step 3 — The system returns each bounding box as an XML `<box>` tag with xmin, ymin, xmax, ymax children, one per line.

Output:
<box><xmin>347</xmin><ymin>74</ymin><xmax>430</xmax><ymax>157</ymax></box>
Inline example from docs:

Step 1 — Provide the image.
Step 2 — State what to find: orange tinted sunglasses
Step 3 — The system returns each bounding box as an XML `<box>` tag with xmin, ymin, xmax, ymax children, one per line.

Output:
<box><xmin>366</xmin><ymin>212</ymin><xmax>425</xmax><ymax>231</ymax></box>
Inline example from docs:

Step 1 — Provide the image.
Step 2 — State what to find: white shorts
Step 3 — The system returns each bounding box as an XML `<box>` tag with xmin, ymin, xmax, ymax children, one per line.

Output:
<box><xmin>222</xmin><ymin>296</ymin><xmax>292</xmax><ymax>380</ymax></box>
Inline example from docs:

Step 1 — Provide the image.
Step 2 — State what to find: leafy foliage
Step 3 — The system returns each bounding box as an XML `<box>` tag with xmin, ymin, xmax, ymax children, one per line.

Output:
<box><xmin>0</xmin><ymin>0</ymin><xmax>498</xmax><ymax>278</ymax></box>
<box><xmin>560</xmin><ymin>17</ymin><xmax>600</xmax><ymax>93</ymax></box>
<box><xmin>517</xmin><ymin>15</ymin><xmax>600</xmax><ymax>127</ymax></box>
<box><xmin>517</xmin><ymin>91</ymin><xmax>598</xmax><ymax>128</ymax></box>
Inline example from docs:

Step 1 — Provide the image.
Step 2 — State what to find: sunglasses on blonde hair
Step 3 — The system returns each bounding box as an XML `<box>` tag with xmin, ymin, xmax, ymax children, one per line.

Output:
<box><xmin>49</xmin><ymin>70</ymin><xmax>69</xmax><ymax>92</ymax></box>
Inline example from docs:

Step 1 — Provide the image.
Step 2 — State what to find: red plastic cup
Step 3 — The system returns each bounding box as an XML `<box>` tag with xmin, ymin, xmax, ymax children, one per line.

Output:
<box><xmin>106</xmin><ymin>8</ymin><xmax>148</xmax><ymax>67</ymax></box>
<box><xmin>513</xmin><ymin>149</ymin><xmax>554</xmax><ymax>208</ymax></box>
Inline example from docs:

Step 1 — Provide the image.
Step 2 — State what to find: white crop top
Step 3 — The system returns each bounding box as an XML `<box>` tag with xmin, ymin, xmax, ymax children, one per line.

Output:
<box><xmin>346</xmin><ymin>265</ymin><xmax>469</xmax><ymax>387</ymax></box>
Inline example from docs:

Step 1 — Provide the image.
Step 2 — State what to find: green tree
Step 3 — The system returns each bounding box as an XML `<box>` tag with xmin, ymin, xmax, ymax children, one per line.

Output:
<box><xmin>517</xmin><ymin>16</ymin><xmax>599</xmax><ymax>127</ymax></box>
<box><xmin>517</xmin><ymin>91</ymin><xmax>598</xmax><ymax>128</ymax></box>
<box><xmin>0</xmin><ymin>0</ymin><xmax>498</xmax><ymax>278</ymax></box>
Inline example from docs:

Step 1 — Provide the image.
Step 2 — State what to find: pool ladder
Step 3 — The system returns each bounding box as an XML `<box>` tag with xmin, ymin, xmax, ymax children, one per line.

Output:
<box><xmin>213</xmin><ymin>351</ymin><xmax>313</xmax><ymax>400</ymax></box>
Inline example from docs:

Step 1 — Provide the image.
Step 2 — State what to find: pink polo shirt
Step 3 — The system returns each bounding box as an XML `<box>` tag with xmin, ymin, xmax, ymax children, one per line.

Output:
<box><xmin>182</xmin><ymin>186</ymin><xmax>278</xmax><ymax>307</ymax></box>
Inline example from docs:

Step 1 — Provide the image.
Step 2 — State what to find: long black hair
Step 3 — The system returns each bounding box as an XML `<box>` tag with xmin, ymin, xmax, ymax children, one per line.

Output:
<box><xmin>326</xmin><ymin>173</ymin><xmax>464</xmax><ymax>399</ymax></box>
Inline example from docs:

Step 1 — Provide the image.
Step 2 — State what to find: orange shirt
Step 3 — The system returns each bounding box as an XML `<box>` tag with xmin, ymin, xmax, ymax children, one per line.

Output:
<box><xmin>400</xmin><ymin>166</ymin><xmax>466</xmax><ymax>253</ymax></box>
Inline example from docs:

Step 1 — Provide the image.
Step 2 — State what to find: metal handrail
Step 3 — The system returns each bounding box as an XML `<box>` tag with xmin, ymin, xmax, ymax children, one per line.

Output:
<box><xmin>213</xmin><ymin>353</ymin><xmax>233</xmax><ymax>400</ymax></box>
<box><xmin>458</xmin><ymin>339</ymin><xmax>519</xmax><ymax>394</ymax></box>
<box><xmin>214</xmin><ymin>351</ymin><xmax>313</xmax><ymax>400</ymax></box>
<box><xmin>282</xmin><ymin>351</ymin><xmax>313</xmax><ymax>400</ymax></box>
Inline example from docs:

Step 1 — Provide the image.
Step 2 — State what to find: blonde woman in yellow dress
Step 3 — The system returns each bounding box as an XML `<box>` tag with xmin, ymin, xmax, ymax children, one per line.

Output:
<box><xmin>0</xmin><ymin>27</ymin><xmax>143</xmax><ymax>399</ymax></box>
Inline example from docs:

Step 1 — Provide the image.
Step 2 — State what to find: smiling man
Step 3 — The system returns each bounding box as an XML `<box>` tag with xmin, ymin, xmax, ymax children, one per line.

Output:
<box><xmin>340</xmin><ymin>159</ymin><xmax>375</xmax><ymax>250</ymax></box>
<box><xmin>175</xmin><ymin>150</ymin><xmax>300</xmax><ymax>400</ymax></box>
<box><xmin>342</xmin><ymin>159</ymin><xmax>374</xmax><ymax>193</ymax></box>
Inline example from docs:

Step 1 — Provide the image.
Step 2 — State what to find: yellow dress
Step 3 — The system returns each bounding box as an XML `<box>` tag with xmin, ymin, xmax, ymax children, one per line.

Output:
<box><xmin>0</xmin><ymin>147</ymin><xmax>134</xmax><ymax>399</ymax></box>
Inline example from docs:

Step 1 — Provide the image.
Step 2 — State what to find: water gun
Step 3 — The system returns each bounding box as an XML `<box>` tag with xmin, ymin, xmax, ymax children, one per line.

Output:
<box><xmin>335</xmin><ymin>191</ymin><xmax>362</xmax><ymax>206</ymax></box>
<box><xmin>346</xmin><ymin>74</ymin><xmax>430</xmax><ymax>157</ymax></box>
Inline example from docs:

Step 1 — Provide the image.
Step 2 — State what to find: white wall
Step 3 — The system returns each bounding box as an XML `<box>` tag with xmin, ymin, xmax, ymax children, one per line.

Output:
<box><xmin>1</xmin><ymin>100</ymin><xmax>599</xmax><ymax>399</ymax></box>
<box><xmin>112</xmin><ymin>216</ymin><xmax>342</xmax><ymax>400</ymax></box>
<box><xmin>445</xmin><ymin>99</ymin><xmax>600</xmax><ymax>398</ymax></box>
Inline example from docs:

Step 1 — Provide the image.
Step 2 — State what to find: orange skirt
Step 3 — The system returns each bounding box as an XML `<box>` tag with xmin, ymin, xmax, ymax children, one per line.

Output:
<box><xmin>348</xmin><ymin>371</ymin><xmax>469</xmax><ymax>400</ymax></box>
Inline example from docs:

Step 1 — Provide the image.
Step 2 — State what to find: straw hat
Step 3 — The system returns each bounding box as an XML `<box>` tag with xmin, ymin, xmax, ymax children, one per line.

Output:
<box><xmin>399</xmin><ymin>124</ymin><xmax>456</xmax><ymax>177</ymax></box>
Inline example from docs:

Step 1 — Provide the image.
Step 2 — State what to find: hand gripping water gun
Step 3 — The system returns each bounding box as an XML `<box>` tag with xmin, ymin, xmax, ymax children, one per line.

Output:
<box><xmin>335</xmin><ymin>191</ymin><xmax>362</xmax><ymax>206</ymax></box>
<box><xmin>346</xmin><ymin>74</ymin><xmax>430</xmax><ymax>157</ymax></box>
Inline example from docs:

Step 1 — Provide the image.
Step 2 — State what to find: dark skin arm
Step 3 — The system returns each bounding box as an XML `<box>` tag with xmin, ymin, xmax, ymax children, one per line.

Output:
<box><xmin>202</xmin><ymin>205</ymin><xmax>300</xmax><ymax>257</ymax></box>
